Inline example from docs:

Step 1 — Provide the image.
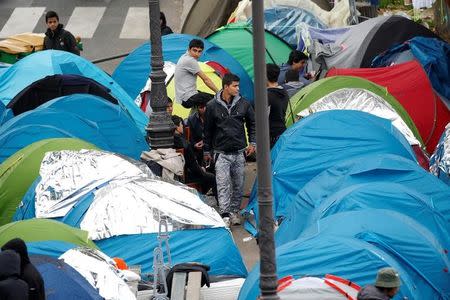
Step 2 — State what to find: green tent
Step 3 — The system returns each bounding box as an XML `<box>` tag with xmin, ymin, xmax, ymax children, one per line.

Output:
<box><xmin>206</xmin><ymin>22</ymin><xmax>292</xmax><ymax>80</ymax></box>
<box><xmin>0</xmin><ymin>138</ymin><xmax>97</xmax><ymax>226</ymax></box>
<box><xmin>0</xmin><ymin>218</ymin><xmax>97</xmax><ymax>249</ymax></box>
<box><xmin>286</xmin><ymin>76</ymin><xmax>423</xmax><ymax>146</ymax></box>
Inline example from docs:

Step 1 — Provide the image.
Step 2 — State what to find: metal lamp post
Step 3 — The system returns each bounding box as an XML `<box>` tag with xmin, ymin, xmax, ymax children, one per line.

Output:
<box><xmin>252</xmin><ymin>1</ymin><xmax>280</xmax><ymax>299</ymax></box>
<box><xmin>146</xmin><ymin>0</ymin><xmax>174</xmax><ymax>149</ymax></box>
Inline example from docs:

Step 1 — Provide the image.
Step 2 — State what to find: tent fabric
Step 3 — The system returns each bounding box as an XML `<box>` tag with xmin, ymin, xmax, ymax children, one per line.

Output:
<box><xmin>327</xmin><ymin>61</ymin><xmax>450</xmax><ymax>153</ymax></box>
<box><xmin>430</xmin><ymin>124</ymin><xmax>450</xmax><ymax>185</ymax></box>
<box><xmin>112</xmin><ymin>33</ymin><xmax>254</xmax><ymax>102</ymax></box>
<box><xmin>372</xmin><ymin>37</ymin><xmax>450</xmax><ymax>104</ymax></box>
<box><xmin>313</xmin><ymin>15</ymin><xmax>440</xmax><ymax>70</ymax></box>
<box><xmin>0</xmin><ymin>50</ymin><xmax>147</xmax><ymax>131</ymax></box>
<box><xmin>285</xmin><ymin>76</ymin><xmax>422</xmax><ymax>146</ymax></box>
<box><xmin>238</xmin><ymin>237</ymin><xmax>416</xmax><ymax>300</ymax></box>
<box><xmin>245</xmin><ymin>110</ymin><xmax>416</xmax><ymax>233</ymax></box>
<box><xmin>206</xmin><ymin>22</ymin><xmax>293</xmax><ymax>80</ymax></box>
<box><xmin>0</xmin><ymin>138</ymin><xmax>97</xmax><ymax>226</ymax></box>
<box><xmin>27</xmin><ymin>241</ymin><xmax>83</xmax><ymax>258</ymax></box>
<box><xmin>30</xmin><ymin>254</ymin><xmax>103</xmax><ymax>300</ymax></box>
<box><xmin>248</xmin><ymin>6</ymin><xmax>327</xmax><ymax>48</ymax></box>
<box><xmin>297</xmin><ymin>22</ymin><xmax>349</xmax><ymax>52</ymax></box>
<box><xmin>7</xmin><ymin>74</ymin><xmax>118</xmax><ymax>116</ymax></box>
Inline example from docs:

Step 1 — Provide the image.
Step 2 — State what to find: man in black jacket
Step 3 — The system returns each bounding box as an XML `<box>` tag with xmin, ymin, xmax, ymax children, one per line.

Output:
<box><xmin>43</xmin><ymin>11</ymin><xmax>80</xmax><ymax>55</ymax></box>
<box><xmin>267</xmin><ymin>63</ymin><xmax>289</xmax><ymax>148</ymax></box>
<box><xmin>203</xmin><ymin>73</ymin><xmax>256</xmax><ymax>227</ymax></box>
<box><xmin>0</xmin><ymin>250</ymin><xmax>29</xmax><ymax>300</ymax></box>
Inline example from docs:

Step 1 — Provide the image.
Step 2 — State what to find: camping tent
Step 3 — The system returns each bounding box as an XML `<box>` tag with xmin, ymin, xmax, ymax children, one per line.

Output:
<box><xmin>285</xmin><ymin>76</ymin><xmax>422</xmax><ymax>147</ymax></box>
<box><xmin>312</xmin><ymin>15</ymin><xmax>439</xmax><ymax>71</ymax></box>
<box><xmin>7</xmin><ymin>74</ymin><xmax>118</xmax><ymax>116</ymax></box>
<box><xmin>0</xmin><ymin>138</ymin><xmax>97</xmax><ymax>226</ymax></box>
<box><xmin>248</xmin><ymin>6</ymin><xmax>327</xmax><ymax>47</ymax></box>
<box><xmin>327</xmin><ymin>61</ymin><xmax>450</xmax><ymax>153</ymax></box>
<box><xmin>112</xmin><ymin>34</ymin><xmax>254</xmax><ymax>102</ymax></box>
<box><xmin>430</xmin><ymin>124</ymin><xmax>450</xmax><ymax>185</ymax></box>
<box><xmin>0</xmin><ymin>50</ymin><xmax>147</xmax><ymax>131</ymax></box>
<box><xmin>372</xmin><ymin>37</ymin><xmax>450</xmax><ymax>105</ymax></box>
<box><xmin>206</xmin><ymin>22</ymin><xmax>293</xmax><ymax>80</ymax></box>
<box><xmin>245</xmin><ymin>110</ymin><xmax>416</xmax><ymax>235</ymax></box>
<box><xmin>297</xmin><ymin>22</ymin><xmax>349</xmax><ymax>52</ymax></box>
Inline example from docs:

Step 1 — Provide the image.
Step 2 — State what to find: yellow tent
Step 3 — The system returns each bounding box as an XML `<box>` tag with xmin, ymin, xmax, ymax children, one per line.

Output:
<box><xmin>0</xmin><ymin>33</ymin><xmax>44</xmax><ymax>54</ymax></box>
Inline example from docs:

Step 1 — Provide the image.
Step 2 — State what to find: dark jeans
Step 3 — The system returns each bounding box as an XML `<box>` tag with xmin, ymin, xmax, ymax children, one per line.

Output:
<box><xmin>181</xmin><ymin>92</ymin><xmax>214</xmax><ymax>108</ymax></box>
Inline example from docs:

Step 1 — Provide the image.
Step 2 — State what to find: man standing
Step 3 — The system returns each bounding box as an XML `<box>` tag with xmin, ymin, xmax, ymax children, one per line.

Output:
<box><xmin>203</xmin><ymin>73</ymin><xmax>256</xmax><ymax>227</ymax></box>
<box><xmin>357</xmin><ymin>267</ymin><xmax>401</xmax><ymax>300</ymax></box>
<box><xmin>267</xmin><ymin>64</ymin><xmax>289</xmax><ymax>148</ymax></box>
<box><xmin>43</xmin><ymin>11</ymin><xmax>80</xmax><ymax>55</ymax></box>
<box><xmin>174</xmin><ymin>39</ymin><xmax>219</xmax><ymax>108</ymax></box>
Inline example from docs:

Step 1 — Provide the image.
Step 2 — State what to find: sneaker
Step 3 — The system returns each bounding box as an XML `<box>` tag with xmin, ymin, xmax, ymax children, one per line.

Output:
<box><xmin>222</xmin><ymin>217</ymin><xmax>230</xmax><ymax>228</ymax></box>
<box><xmin>230</xmin><ymin>213</ymin><xmax>241</xmax><ymax>225</ymax></box>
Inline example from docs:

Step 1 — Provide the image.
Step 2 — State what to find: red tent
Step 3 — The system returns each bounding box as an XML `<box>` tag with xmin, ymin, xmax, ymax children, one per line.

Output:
<box><xmin>327</xmin><ymin>61</ymin><xmax>450</xmax><ymax>154</ymax></box>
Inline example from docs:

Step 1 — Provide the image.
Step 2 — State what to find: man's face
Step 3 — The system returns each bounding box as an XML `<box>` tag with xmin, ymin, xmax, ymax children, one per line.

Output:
<box><xmin>387</xmin><ymin>287</ymin><xmax>399</xmax><ymax>298</ymax></box>
<box><xmin>188</xmin><ymin>47</ymin><xmax>203</xmax><ymax>60</ymax></box>
<box><xmin>224</xmin><ymin>81</ymin><xmax>240</xmax><ymax>97</ymax></box>
<box><xmin>166</xmin><ymin>102</ymin><xmax>173</xmax><ymax>115</ymax></box>
<box><xmin>46</xmin><ymin>17</ymin><xmax>59</xmax><ymax>31</ymax></box>
<box><xmin>292</xmin><ymin>60</ymin><xmax>306</xmax><ymax>71</ymax></box>
<box><xmin>198</xmin><ymin>104</ymin><xmax>206</xmax><ymax>116</ymax></box>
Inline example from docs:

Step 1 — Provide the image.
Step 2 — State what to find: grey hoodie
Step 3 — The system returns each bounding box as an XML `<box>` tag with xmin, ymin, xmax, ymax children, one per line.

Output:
<box><xmin>357</xmin><ymin>285</ymin><xmax>391</xmax><ymax>300</ymax></box>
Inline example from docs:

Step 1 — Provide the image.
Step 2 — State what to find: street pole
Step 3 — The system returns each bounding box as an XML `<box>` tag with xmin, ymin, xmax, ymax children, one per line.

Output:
<box><xmin>251</xmin><ymin>1</ymin><xmax>279</xmax><ymax>299</ymax></box>
<box><xmin>146</xmin><ymin>0</ymin><xmax>174</xmax><ymax>149</ymax></box>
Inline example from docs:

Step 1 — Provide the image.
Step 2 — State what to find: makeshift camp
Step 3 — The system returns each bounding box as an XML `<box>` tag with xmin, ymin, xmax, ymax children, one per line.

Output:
<box><xmin>245</xmin><ymin>110</ymin><xmax>416</xmax><ymax>235</ymax></box>
<box><xmin>0</xmin><ymin>50</ymin><xmax>147</xmax><ymax>131</ymax></box>
<box><xmin>312</xmin><ymin>15</ymin><xmax>440</xmax><ymax>71</ymax></box>
<box><xmin>206</xmin><ymin>22</ymin><xmax>292</xmax><ymax>80</ymax></box>
<box><xmin>247</xmin><ymin>6</ymin><xmax>327</xmax><ymax>47</ymax></box>
<box><xmin>285</xmin><ymin>76</ymin><xmax>422</xmax><ymax>148</ymax></box>
<box><xmin>30</xmin><ymin>254</ymin><xmax>103</xmax><ymax>300</ymax></box>
<box><xmin>113</xmin><ymin>34</ymin><xmax>253</xmax><ymax>102</ymax></box>
<box><xmin>0</xmin><ymin>138</ymin><xmax>97</xmax><ymax>226</ymax></box>
<box><xmin>327</xmin><ymin>61</ymin><xmax>450</xmax><ymax>153</ymax></box>
<box><xmin>0</xmin><ymin>33</ymin><xmax>44</xmax><ymax>64</ymax></box>
<box><xmin>430</xmin><ymin>124</ymin><xmax>450</xmax><ymax>185</ymax></box>
<box><xmin>0</xmin><ymin>219</ymin><xmax>97</xmax><ymax>257</ymax></box>
<box><xmin>16</xmin><ymin>149</ymin><xmax>247</xmax><ymax>277</ymax></box>
<box><xmin>7</xmin><ymin>74</ymin><xmax>118</xmax><ymax>116</ymax></box>
<box><xmin>297</xmin><ymin>22</ymin><xmax>349</xmax><ymax>52</ymax></box>
<box><xmin>372</xmin><ymin>37</ymin><xmax>450</xmax><ymax>104</ymax></box>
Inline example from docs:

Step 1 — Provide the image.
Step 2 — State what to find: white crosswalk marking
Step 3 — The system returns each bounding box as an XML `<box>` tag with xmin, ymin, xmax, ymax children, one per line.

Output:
<box><xmin>120</xmin><ymin>7</ymin><xmax>149</xmax><ymax>39</ymax></box>
<box><xmin>0</xmin><ymin>7</ymin><xmax>45</xmax><ymax>38</ymax></box>
<box><xmin>65</xmin><ymin>7</ymin><xmax>106</xmax><ymax>39</ymax></box>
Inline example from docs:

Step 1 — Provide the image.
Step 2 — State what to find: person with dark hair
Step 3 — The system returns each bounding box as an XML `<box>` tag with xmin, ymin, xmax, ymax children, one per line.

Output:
<box><xmin>357</xmin><ymin>267</ymin><xmax>401</xmax><ymax>300</ymax></box>
<box><xmin>266</xmin><ymin>63</ymin><xmax>289</xmax><ymax>148</ymax></box>
<box><xmin>166</xmin><ymin>97</ymin><xmax>174</xmax><ymax>115</ymax></box>
<box><xmin>2</xmin><ymin>238</ymin><xmax>45</xmax><ymax>300</ymax></box>
<box><xmin>43</xmin><ymin>11</ymin><xmax>80</xmax><ymax>55</ymax></box>
<box><xmin>203</xmin><ymin>73</ymin><xmax>256</xmax><ymax>227</ymax></box>
<box><xmin>174</xmin><ymin>39</ymin><xmax>218</xmax><ymax>108</ymax></box>
<box><xmin>0</xmin><ymin>250</ymin><xmax>29</xmax><ymax>300</ymax></box>
<box><xmin>282</xmin><ymin>68</ymin><xmax>305</xmax><ymax>97</ymax></box>
<box><xmin>160</xmin><ymin>12</ymin><xmax>173</xmax><ymax>35</ymax></box>
<box><xmin>277</xmin><ymin>50</ymin><xmax>309</xmax><ymax>84</ymax></box>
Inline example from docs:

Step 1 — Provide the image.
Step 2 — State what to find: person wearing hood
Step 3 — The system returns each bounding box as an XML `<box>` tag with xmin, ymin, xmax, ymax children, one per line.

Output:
<box><xmin>2</xmin><ymin>238</ymin><xmax>45</xmax><ymax>300</ymax></box>
<box><xmin>160</xmin><ymin>12</ymin><xmax>173</xmax><ymax>35</ymax></box>
<box><xmin>267</xmin><ymin>63</ymin><xmax>289</xmax><ymax>149</ymax></box>
<box><xmin>357</xmin><ymin>267</ymin><xmax>401</xmax><ymax>300</ymax></box>
<box><xmin>0</xmin><ymin>250</ymin><xmax>29</xmax><ymax>300</ymax></box>
<box><xmin>43</xmin><ymin>10</ymin><xmax>80</xmax><ymax>55</ymax></box>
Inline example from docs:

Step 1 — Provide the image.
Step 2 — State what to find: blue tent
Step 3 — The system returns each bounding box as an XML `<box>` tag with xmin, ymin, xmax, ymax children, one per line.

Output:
<box><xmin>245</xmin><ymin>111</ymin><xmax>416</xmax><ymax>235</ymax></box>
<box><xmin>30</xmin><ymin>255</ymin><xmax>102</xmax><ymax>300</ymax></box>
<box><xmin>430</xmin><ymin>126</ymin><xmax>450</xmax><ymax>185</ymax></box>
<box><xmin>248</xmin><ymin>6</ymin><xmax>327</xmax><ymax>48</ymax></box>
<box><xmin>372</xmin><ymin>37</ymin><xmax>450</xmax><ymax>105</ymax></box>
<box><xmin>112</xmin><ymin>34</ymin><xmax>254</xmax><ymax>102</ymax></box>
<box><xmin>0</xmin><ymin>50</ymin><xmax>147</xmax><ymax>131</ymax></box>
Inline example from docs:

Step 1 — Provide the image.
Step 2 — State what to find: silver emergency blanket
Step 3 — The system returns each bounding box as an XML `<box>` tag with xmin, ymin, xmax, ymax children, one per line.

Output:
<box><xmin>430</xmin><ymin>124</ymin><xmax>450</xmax><ymax>176</ymax></box>
<box><xmin>35</xmin><ymin>150</ymin><xmax>154</xmax><ymax>218</ymax></box>
<box><xmin>296</xmin><ymin>88</ymin><xmax>420</xmax><ymax>146</ymax></box>
<box><xmin>60</xmin><ymin>247</ymin><xmax>136</xmax><ymax>300</ymax></box>
<box><xmin>80</xmin><ymin>177</ymin><xmax>224</xmax><ymax>240</ymax></box>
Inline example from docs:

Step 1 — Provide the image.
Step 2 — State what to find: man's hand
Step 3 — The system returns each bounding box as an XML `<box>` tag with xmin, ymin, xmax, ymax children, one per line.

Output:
<box><xmin>194</xmin><ymin>140</ymin><xmax>204</xmax><ymax>150</ymax></box>
<box><xmin>245</xmin><ymin>144</ymin><xmax>256</xmax><ymax>157</ymax></box>
<box><xmin>203</xmin><ymin>153</ymin><xmax>212</xmax><ymax>166</ymax></box>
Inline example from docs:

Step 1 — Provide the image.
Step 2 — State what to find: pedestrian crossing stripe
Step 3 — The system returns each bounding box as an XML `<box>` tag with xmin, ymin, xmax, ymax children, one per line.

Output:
<box><xmin>120</xmin><ymin>7</ymin><xmax>150</xmax><ymax>39</ymax></box>
<box><xmin>0</xmin><ymin>7</ymin><xmax>45</xmax><ymax>38</ymax></box>
<box><xmin>65</xmin><ymin>7</ymin><xmax>106</xmax><ymax>39</ymax></box>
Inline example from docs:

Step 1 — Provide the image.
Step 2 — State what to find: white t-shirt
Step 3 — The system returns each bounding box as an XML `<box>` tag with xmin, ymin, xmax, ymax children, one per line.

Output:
<box><xmin>174</xmin><ymin>52</ymin><xmax>201</xmax><ymax>103</ymax></box>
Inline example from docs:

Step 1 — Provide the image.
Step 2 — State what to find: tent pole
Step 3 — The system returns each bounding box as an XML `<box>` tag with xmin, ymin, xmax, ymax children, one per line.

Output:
<box><xmin>251</xmin><ymin>1</ymin><xmax>280</xmax><ymax>299</ymax></box>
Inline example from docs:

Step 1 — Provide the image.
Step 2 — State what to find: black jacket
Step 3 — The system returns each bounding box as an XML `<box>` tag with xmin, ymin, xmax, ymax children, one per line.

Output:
<box><xmin>186</xmin><ymin>112</ymin><xmax>203</xmax><ymax>145</ymax></box>
<box><xmin>174</xmin><ymin>134</ymin><xmax>203</xmax><ymax>176</ymax></box>
<box><xmin>204</xmin><ymin>92</ymin><xmax>256</xmax><ymax>154</ymax></box>
<box><xmin>2</xmin><ymin>239</ymin><xmax>45</xmax><ymax>300</ymax></box>
<box><xmin>44</xmin><ymin>24</ymin><xmax>80</xmax><ymax>55</ymax></box>
<box><xmin>161</xmin><ymin>25</ymin><xmax>173</xmax><ymax>36</ymax></box>
<box><xmin>267</xmin><ymin>86</ymin><xmax>289</xmax><ymax>142</ymax></box>
<box><xmin>0</xmin><ymin>250</ymin><xmax>29</xmax><ymax>300</ymax></box>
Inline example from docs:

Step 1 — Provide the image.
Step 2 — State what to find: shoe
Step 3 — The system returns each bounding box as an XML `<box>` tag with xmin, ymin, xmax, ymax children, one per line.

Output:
<box><xmin>230</xmin><ymin>213</ymin><xmax>241</xmax><ymax>225</ymax></box>
<box><xmin>222</xmin><ymin>217</ymin><xmax>230</xmax><ymax>228</ymax></box>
